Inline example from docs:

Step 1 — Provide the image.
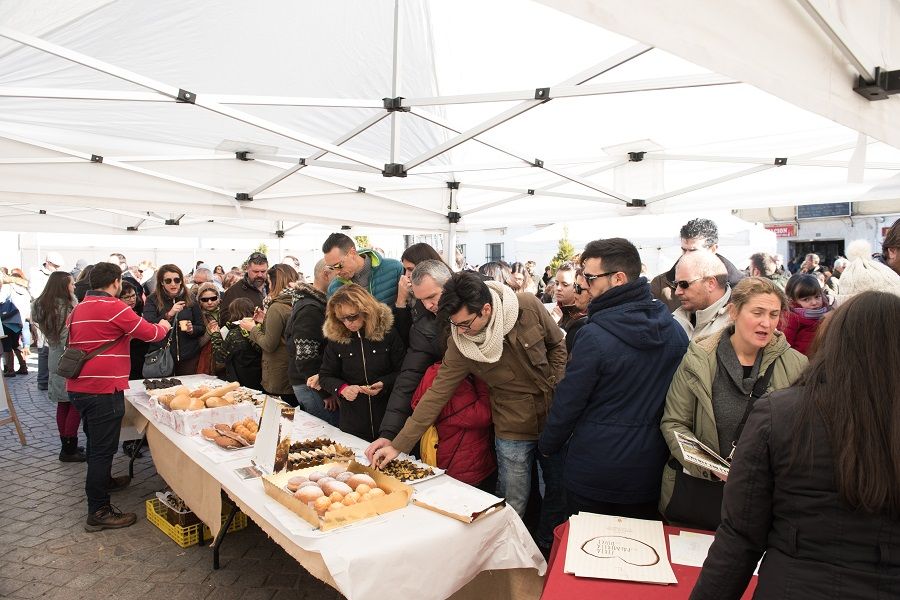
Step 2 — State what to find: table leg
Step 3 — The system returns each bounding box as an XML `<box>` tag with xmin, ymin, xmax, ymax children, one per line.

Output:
<box><xmin>128</xmin><ymin>432</ymin><xmax>147</xmax><ymax>478</ymax></box>
<box><xmin>213</xmin><ymin>503</ymin><xmax>238</xmax><ymax>570</ymax></box>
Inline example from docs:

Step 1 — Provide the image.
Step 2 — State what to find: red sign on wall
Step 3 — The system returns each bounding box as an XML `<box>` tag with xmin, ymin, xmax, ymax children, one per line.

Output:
<box><xmin>765</xmin><ymin>224</ymin><xmax>796</xmax><ymax>238</ymax></box>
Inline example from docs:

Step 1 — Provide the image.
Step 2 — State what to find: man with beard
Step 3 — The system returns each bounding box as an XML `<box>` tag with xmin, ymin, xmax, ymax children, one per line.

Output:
<box><xmin>220</xmin><ymin>251</ymin><xmax>268</xmax><ymax>325</ymax></box>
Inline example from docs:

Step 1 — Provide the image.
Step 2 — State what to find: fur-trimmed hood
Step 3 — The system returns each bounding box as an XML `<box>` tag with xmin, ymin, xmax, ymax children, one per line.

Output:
<box><xmin>323</xmin><ymin>299</ymin><xmax>394</xmax><ymax>343</ymax></box>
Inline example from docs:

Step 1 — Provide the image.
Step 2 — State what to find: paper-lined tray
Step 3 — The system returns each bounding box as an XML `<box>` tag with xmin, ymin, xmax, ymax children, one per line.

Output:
<box><xmin>412</xmin><ymin>483</ymin><xmax>504</xmax><ymax>524</ymax></box>
<box><xmin>355</xmin><ymin>453</ymin><xmax>445</xmax><ymax>484</ymax></box>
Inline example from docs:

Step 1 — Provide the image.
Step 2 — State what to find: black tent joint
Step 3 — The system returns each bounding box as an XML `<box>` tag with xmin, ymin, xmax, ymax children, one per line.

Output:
<box><xmin>533</xmin><ymin>158</ymin><xmax>544</xmax><ymax>168</ymax></box>
<box><xmin>126</xmin><ymin>226</ymin><xmax>138</xmax><ymax>231</ymax></box>
<box><xmin>446</xmin><ymin>181</ymin><xmax>460</xmax><ymax>190</ymax></box>
<box><xmin>447</xmin><ymin>211</ymin><xmax>461</xmax><ymax>223</ymax></box>
<box><xmin>534</xmin><ymin>87</ymin><xmax>551</xmax><ymax>101</ymax></box>
<box><xmin>382</xmin><ymin>97</ymin><xmax>409</xmax><ymax>112</ymax></box>
<box><xmin>383</xmin><ymin>163</ymin><xmax>407</xmax><ymax>177</ymax></box>
<box><xmin>774</xmin><ymin>157</ymin><xmax>787</xmax><ymax>166</ymax></box>
<box><xmin>276</xmin><ymin>230</ymin><xmax>285</xmax><ymax>238</ymax></box>
<box><xmin>235</xmin><ymin>193</ymin><xmax>252</xmax><ymax>202</ymax></box>
<box><xmin>177</xmin><ymin>89</ymin><xmax>196</xmax><ymax>103</ymax></box>
<box><xmin>853</xmin><ymin>67</ymin><xmax>900</xmax><ymax>101</ymax></box>
<box><xmin>357</xmin><ymin>186</ymin><xmax>366</xmax><ymax>193</ymax></box>
<box><xmin>628</xmin><ymin>152</ymin><xmax>645</xmax><ymax>162</ymax></box>
<box><xmin>39</xmin><ymin>209</ymin><xmax>47</xmax><ymax>215</ymax></box>
<box><xmin>527</xmin><ymin>189</ymin><xmax>535</xmax><ymax>195</ymax></box>
<box><xmin>627</xmin><ymin>199</ymin><xmax>646</xmax><ymax>208</ymax></box>
<box><xmin>90</xmin><ymin>154</ymin><xmax>103</xmax><ymax>163</ymax></box>
<box><xmin>235</xmin><ymin>151</ymin><xmax>252</xmax><ymax>161</ymax></box>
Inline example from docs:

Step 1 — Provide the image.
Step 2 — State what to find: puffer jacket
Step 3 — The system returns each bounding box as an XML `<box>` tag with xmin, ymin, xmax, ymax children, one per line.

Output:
<box><xmin>142</xmin><ymin>293</ymin><xmax>206</xmax><ymax>363</ymax></box>
<box><xmin>659</xmin><ymin>326</ymin><xmax>808</xmax><ymax>513</ymax></box>
<box><xmin>326</xmin><ymin>249</ymin><xmax>404</xmax><ymax>306</ymax></box>
<box><xmin>319</xmin><ymin>302</ymin><xmax>406</xmax><ymax>442</ymax></box>
<box><xmin>411</xmin><ymin>362</ymin><xmax>495</xmax><ymax>486</ymax></box>
<box><xmin>782</xmin><ymin>307</ymin><xmax>827</xmax><ymax>356</ymax></box>
<box><xmin>247</xmin><ymin>288</ymin><xmax>299</xmax><ymax>395</ymax></box>
<box><xmin>391</xmin><ymin>292</ymin><xmax>567</xmax><ymax>454</ymax></box>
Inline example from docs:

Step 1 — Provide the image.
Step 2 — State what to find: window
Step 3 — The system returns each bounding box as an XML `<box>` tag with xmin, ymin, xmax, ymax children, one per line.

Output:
<box><xmin>485</xmin><ymin>243</ymin><xmax>503</xmax><ymax>263</ymax></box>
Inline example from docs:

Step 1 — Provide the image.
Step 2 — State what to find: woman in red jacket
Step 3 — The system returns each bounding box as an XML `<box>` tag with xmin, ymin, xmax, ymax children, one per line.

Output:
<box><xmin>411</xmin><ymin>362</ymin><xmax>496</xmax><ymax>491</ymax></box>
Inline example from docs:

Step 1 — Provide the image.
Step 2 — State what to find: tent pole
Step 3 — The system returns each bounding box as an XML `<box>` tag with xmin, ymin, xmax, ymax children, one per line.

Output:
<box><xmin>390</xmin><ymin>0</ymin><xmax>401</xmax><ymax>164</ymax></box>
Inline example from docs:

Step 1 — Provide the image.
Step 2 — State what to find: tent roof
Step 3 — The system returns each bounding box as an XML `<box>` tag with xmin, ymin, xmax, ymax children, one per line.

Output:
<box><xmin>1</xmin><ymin>0</ymin><xmax>898</xmax><ymax>239</ymax></box>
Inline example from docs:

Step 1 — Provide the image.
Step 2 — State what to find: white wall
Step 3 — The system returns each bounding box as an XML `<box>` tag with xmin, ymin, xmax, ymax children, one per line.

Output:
<box><xmin>772</xmin><ymin>214</ymin><xmax>899</xmax><ymax>260</ymax></box>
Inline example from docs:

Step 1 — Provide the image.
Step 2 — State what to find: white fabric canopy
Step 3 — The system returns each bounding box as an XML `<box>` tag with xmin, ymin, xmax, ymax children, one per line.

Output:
<box><xmin>0</xmin><ymin>0</ymin><xmax>898</xmax><ymax>241</ymax></box>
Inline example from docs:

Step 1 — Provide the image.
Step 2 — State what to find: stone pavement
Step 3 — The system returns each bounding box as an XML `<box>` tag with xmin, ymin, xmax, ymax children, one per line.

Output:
<box><xmin>0</xmin><ymin>355</ymin><xmax>345</xmax><ymax>600</ymax></box>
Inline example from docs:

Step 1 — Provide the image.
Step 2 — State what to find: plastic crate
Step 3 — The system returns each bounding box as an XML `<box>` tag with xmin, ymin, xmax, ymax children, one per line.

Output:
<box><xmin>146</xmin><ymin>498</ymin><xmax>248</xmax><ymax>548</ymax></box>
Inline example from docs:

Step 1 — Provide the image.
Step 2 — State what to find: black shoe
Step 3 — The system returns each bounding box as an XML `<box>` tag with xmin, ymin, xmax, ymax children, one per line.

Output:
<box><xmin>59</xmin><ymin>436</ymin><xmax>86</xmax><ymax>462</ymax></box>
<box><xmin>107</xmin><ymin>475</ymin><xmax>132</xmax><ymax>492</ymax></box>
<box><xmin>122</xmin><ymin>440</ymin><xmax>143</xmax><ymax>458</ymax></box>
<box><xmin>37</xmin><ymin>384</ymin><xmax>48</xmax><ymax>390</ymax></box>
<box><xmin>16</xmin><ymin>366</ymin><xmax>28</xmax><ymax>374</ymax></box>
<box><xmin>85</xmin><ymin>505</ymin><xmax>136</xmax><ymax>532</ymax></box>
<box><xmin>3</xmin><ymin>370</ymin><xmax>15</xmax><ymax>378</ymax></box>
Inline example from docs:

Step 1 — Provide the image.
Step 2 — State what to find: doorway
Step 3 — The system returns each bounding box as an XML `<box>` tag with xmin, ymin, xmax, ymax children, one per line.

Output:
<box><xmin>788</xmin><ymin>239</ymin><xmax>845</xmax><ymax>272</ymax></box>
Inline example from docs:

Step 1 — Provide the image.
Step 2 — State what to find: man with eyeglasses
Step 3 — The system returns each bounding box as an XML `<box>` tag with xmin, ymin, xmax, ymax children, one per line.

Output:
<box><xmin>649</xmin><ymin>218</ymin><xmax>745</xmax><ymax>311</ymax></box>
<box><xmin>367</xmin><ymin>270</ymin><xmax>567</xmax><ymax>554</ymax></box>
<box><xmin>322</xmin><ymin>233</ymin><xmax>403</xmax><ymax>305</ymax></box>
<box><xmin>220</xmin><ymin>251</ymin><xmax>268</xmax><ymax>325</ymax></box>
<box><xmin>671</xmin><ymin>250</ymin><xmax>732</xmax><ymax>340</ymax></box>
<box><xmin>539</xmin><ymin>238</ymin><xmax>689</xmax><ymax>521</ymax></box>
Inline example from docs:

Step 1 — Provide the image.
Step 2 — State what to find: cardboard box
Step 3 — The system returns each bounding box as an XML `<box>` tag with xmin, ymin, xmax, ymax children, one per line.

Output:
<box><xmin>150</xmin><ymin>396</ymin><xmax>257</xmax><ymax>436</ymax></box>
<box><xmin>262</xmin><ymin>461</ymin><xmax>412</xmax><ymax>531</ymax></box>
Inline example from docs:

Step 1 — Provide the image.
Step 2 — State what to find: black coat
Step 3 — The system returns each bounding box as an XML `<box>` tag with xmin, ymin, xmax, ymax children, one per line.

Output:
<box><xmin>691</xmin><ymin>388</ymin><xmax>900</xmax><ymax>599</ymax></box>
<box><xmin>142</xmin><ymin>293</ymin><xmax>205</xmax><ymax>362</ymax></box>
<box><xmin>216</xmin><ymin>328</ymin><xmax>262</xmax><ymax>390</ymax></box>
<box><xmin>379</xmin><ymin>300</ymin><xmax>445</xmax><ymax>439</ymax></box>
<box><xmin>320</xmin><ymin>324</ymin><xmax>406</xmax><ymax>443</ymax></box>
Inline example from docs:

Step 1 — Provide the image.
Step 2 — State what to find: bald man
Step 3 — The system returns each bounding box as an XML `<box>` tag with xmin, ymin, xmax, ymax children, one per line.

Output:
<box><xmin>671</xmin><ymin>251</ymin><xmax>732</xmax><ymax>339</ymax></box>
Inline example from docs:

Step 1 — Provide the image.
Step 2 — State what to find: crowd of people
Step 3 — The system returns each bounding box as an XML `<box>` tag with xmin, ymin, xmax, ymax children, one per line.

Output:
<box><xmin>1</xmin><ymin>217</ymin><xmax>899</xmax><ymax>597</ymax></box>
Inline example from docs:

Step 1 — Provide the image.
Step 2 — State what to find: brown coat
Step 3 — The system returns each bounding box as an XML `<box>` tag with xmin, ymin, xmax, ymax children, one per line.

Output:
<box><xmin>391</xmin><ymin>292</ymin><xmax>567</xmax><ymax>452</ymax></box>
<box><xmin>247</xmin><ymin>293</ymin><xmax>292</xmax><ymax>395</ymax></box>
<box><xmin>220</xmin><ymin>276</ymin><xmax>266</xmax><ymax>324</ymax></box>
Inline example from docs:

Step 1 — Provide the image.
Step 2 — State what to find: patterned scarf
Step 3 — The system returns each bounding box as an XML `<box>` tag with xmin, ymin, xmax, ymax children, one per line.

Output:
<box><xmin>451</xmin><ymin>281</ymin><xmax>518</xmax><ymax>363</ymax></box>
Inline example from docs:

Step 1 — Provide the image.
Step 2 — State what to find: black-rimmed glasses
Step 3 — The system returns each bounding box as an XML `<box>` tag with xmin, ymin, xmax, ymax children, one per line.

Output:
<box><xmin>449</xmin><ymin>312</ymin><xmax>481</xmax><ymax>331</ymax></box>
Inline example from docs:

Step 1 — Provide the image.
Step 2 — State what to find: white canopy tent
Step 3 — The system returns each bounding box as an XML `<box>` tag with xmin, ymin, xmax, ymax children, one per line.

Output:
<box><xmin>0</xmin><ymin>0</ymin><xmax>899</xmax><ymax>265</ymax></box>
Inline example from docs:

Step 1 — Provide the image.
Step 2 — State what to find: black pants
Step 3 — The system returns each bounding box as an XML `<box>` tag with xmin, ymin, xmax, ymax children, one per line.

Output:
<box><xmin>566</xmin><ymin>489</ymin><xmax>661</xmax><ymax>521</ymax></box>
<box><xmin>37</xmin><ymin>344</ymin><xmax>49</xmax><ymax>386</ymax></box>
<box><xmin>69</xmin><ymin>391</ymin><xmax>125</xmax><ymax>514</ymax></box>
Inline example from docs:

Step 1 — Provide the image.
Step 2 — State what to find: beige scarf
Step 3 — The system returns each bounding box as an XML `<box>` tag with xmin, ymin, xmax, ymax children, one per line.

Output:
<box><xmin>451</xmin><ymin>280</ymin><xmax>519</xmax><ymax>363</ymax></box>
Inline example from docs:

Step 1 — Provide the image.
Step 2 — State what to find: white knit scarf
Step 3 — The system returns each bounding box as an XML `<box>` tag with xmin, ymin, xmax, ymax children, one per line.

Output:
<box><xmin>451</xmin><ymin>280</ymin><xmax>519</xmax><ymax>363</ymax></box>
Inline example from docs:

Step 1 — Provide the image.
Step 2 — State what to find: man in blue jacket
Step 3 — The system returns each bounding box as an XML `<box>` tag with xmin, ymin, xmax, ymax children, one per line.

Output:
<box><xmin>539</xmin><ymin>238</ymin><xmax>689</xmax><ymax>520</ymax></box>
<box><xmin>323</xmin><ymin>233</ymin><xmax>403</xmax><ymax>306</ymax></box>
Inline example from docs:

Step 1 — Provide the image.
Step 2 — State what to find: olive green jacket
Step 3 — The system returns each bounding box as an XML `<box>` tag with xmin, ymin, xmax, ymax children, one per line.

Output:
<box><xmin>658</xmin><ymin>327</ymin><xmax>807</xmax><ymax>512</ymax></box>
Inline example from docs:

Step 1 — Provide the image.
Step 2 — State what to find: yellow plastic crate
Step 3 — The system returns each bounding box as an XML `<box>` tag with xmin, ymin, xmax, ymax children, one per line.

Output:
<box><xmin>146</xmin><ymin>498</ymin><xmax>248</xmax><ymax>548</ymax></box>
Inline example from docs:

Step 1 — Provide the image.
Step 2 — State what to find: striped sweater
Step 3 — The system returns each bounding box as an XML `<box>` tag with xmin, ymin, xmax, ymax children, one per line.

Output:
<box><xmin>66</xmin><ymin>291</ymin><xmax>169</xmax><ymax>394</ymax></box>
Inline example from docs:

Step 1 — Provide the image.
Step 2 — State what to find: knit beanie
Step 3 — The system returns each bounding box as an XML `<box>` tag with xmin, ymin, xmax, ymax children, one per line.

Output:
<box><xmin>833</xmin><ymin>240</ymin><xmax>900</xmax><ymax>305</ymax></box>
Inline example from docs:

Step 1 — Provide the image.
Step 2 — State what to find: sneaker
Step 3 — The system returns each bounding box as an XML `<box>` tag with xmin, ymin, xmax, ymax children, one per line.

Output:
<box><xmin>85</xmin><ymin>505</ymin><xmax>136</xmax><ymax>532</ymax></box>
<box><xmin>107</xmin><ymin>475</ymin><xmax>132</xmax><ymax>492</ymax></box>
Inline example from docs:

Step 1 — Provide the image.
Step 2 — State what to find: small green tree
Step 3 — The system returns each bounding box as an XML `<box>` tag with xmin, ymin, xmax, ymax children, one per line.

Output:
<box><xmin>548</xmin><ymin>226</ymin><xmax>575</xmax><ymax>273</ymax></box>
<box><xmin>255</xmin><ymin>242</ymin><xmax>268</xmax><ymax>256</ymax></box>
<box><xmin>354</xmin><ymin>235</ymin><xmax>371</xmax><ymax>249</ymax></box>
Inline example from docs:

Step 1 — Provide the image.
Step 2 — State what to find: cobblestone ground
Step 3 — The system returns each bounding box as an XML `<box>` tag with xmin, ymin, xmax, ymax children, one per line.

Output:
<box><xmin>0</xmin><ymin>355</ymin><xmax>345</xmax><ymax>600</ymax></box>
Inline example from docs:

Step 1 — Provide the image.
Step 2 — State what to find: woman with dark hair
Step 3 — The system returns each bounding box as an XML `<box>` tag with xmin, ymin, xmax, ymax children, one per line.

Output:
<box><xmin>240</xmin><ymin>263</ymin><xmax>299</xmax><ymax>403</ymax></box>
<box><xmin>117</xmin><ymin>279</ymin><xmax>147</xmax><ymax>380</ymax></box>
<box><xmin>478</xmin><ymin>261</ymin><xmax>511</xmax><ymax>285</ymax></box>
<box><xmin>142</xmin><ymin>264</ymin><xmax>205</xmax><ymax>376</ymax></box>
<box><xmin>319</xmin><ymin>284</ymin><xmax>405</xmax><ymax>441</ymax></box>
<box><xmin>508</xmin><ymin>262</ymin><xmax>537</xmax><ymax>294</ymax></box>
<box><xmin>30</xmin><ymin>271</ymin><xmax>84</xmax><ymax>461</ymax></box>
<box><xmin>73</xmin><ymin>264</ymin><xmax>94</xmax><ymax>302</ymax></box>
<box><xmin>692</xmin><ymin>291</ymin><xmax>900</xmax><ymax>599</ymax></box>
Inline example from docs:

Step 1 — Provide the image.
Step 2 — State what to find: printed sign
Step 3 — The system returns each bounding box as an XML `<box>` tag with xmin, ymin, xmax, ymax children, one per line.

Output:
<box><xmin>765</xmin><ymin>224</ymin><xmax>796</xmax><ymax>237</ymax></box>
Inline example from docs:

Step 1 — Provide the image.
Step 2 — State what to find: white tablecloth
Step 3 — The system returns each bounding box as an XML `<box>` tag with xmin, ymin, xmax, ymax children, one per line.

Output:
<box><xmin>126</xmin><ymin>378</ymin><xmax>546</xmax><ymax>600</ymax></box>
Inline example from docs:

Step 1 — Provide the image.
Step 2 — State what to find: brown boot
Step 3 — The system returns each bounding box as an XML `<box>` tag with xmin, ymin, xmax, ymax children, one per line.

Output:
<box><xmin>85</xmin><ymin>505</ymin><xmax>136</xmax><ymax>532</ymax></box>
<box><xmin>106</xmin><ymin>475</ymin><xmax>132</xmax><ymax>492</ymax></box>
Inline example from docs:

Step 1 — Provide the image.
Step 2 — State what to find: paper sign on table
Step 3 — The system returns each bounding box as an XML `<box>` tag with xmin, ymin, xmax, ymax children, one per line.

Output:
<box><xmin>251</xmin><ymin>395</ymin><xmax>281</xmax><ymax>474</ymax></box>
<box><xmin>412</xmin><ymin>482</ymin><xmax>504</xmax><ymax>523</ymax></box>
<box><xmin>564</xmin><ymin>513</ymin><xmax>678</xmax><ymax>584</ymax></box>
<box><xmin>668</xmin><ymin>531</ymin><xmax>715</xmax><ymax>567</ymax></box>
<box><xmin>674</xmin><ymin>430</ymin><xmax>730</xmax><ymax>477</ymax></box>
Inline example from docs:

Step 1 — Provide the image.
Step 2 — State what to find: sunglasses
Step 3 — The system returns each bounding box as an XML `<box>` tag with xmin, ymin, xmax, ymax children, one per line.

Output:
<box><xmin>199</xmin><ymin>296</ymin><xmax>218</xmax><ymax>303</ymax></box>
<box><xmin>338</xmin><ymin>313</ymin><xmax>361</xmax><ymax>323</ymax></box>
<box><xmin>669</xmin><ymin>277</ymin><xmax>704</xmax><ymax>290</ymax></box>
<box><xmin>326</xmin><ymin>260</ymin><xmax>344</xmax><ymax>271</ymax></box>
<box><xmin>582</xmin><ymin>271</ymin><xmax>618</xmax><ymax>285</ymax></box>
<box><xmin>163</xmin><ymin>277</ymin><xmax>182</xmax><ymax>284</ymax></box>
<box><xmin>449</xmin><ymin>312</ymin><xmax>481</xmax><ymax>330</ymax></box>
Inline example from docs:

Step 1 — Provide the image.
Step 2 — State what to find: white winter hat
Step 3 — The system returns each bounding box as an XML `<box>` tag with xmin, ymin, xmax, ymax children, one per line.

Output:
<box><xmin>834</xmin><ymin>240</ymin><xmax>900</xmax><ymax>300</ymax></box>
<box><xmin>45</xmin><ymin>251</ymin><xmax>65</xmax><ymax>268</ymax></box>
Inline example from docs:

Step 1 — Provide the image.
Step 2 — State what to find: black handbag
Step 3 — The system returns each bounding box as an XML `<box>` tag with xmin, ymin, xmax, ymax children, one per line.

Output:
<box><xmin>142</xmin><ymin>328</ymin><xmax>174</xmax><ymax>378</ymax></box>
<box><xmin>57</xmin><ymin>307</ymin><xmax>126</xmax><ymax>379</ymax></box>
<box><xmin>664</xmin><ymin>363</ymin><xmax>776</xmax><ymax>530</ymax></box>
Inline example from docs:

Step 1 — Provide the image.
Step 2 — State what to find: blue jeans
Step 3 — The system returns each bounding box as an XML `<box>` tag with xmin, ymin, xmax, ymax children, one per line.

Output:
<box><xmin>292</xmin><ymin>384</ymin><xmax>339</xmax><ymax>427</ymax></box>
<box><xmin>495</xmin><ymin>438</ymin><xmax>568</xmax><ymax>549</ymax></box>
<box><xmin>69</xmin><ymin>391</ymin><xmax>125</xmax><ymax>514</ymax></box>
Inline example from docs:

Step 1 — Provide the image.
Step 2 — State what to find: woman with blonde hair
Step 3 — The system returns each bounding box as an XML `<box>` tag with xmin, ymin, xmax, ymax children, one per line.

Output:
<box><xmin>318</xmin><ymin>284</ymin><xmax>406</xmax><ymax>441</ymax></box>
<box><xmin>692</xmin><ymin>291</ymin><xmax>900</xmax><ymax>598</ymax></box>
<box><xmin>239</xmin><ymin>263</ymin><xmax>299</xmax><ymax>403</ymax></box>
<box><xmin>659</xmin><ymin>277</ymin><xmax>808</xmax><ymax>530</ymax></box>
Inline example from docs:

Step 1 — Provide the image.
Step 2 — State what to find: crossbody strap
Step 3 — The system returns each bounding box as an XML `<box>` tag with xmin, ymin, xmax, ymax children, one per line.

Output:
<box><xmin>68</xmin><ymin>303</ymin><xmax>129</xmax><ymax>361</ymax></box>
<box><xmin>727</xmin><ymin>361</ymin><xmax>776</xmax><ymax>461</ymax></box>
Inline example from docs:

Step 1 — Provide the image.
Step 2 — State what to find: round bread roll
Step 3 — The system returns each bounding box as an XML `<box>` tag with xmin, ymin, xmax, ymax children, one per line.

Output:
<box><xmin>355</xmin><ymin>483</ymin><xmax>371</xmax><ymax>495</ymax></box>
<box><xmin>169</xmin><ymin>396</ymin><xmax>192</xmax><ymax>411</ymax></box>
<box><xmin>342</xmin><ymin>491</ymin><xmax>361</xmax><ymax>506</ymax></box>
<box><xmin>346</xmin><ymin>474</ymin><xmax>377</xmax><ymax>491</ymax></box>
<box><xmin>321</xmin><ymin>480</ymin><xmax>353</xmax><ymax>496</ymax></box>
<box><xmin>313</xmin><ymin>496</ymin><xmax>331</xmax><ymax>515</ymax></box>
<box><xmin>369</xmin><ymin>487</ymin><xmax>386</xmax><ymax>497</ymax></box>
<box><xmin>298</xmin><ymin>480</ymin><xmax>320</xmax><ymax>489</ymax></box>
<box><xmin>286</xmin><ymin>476</ymin><xmax>308</xmax><ymax>492</ymax></box>
<box><xmin>336</xmin><ymin>471</ymin><xmax>354</xmax><ymax>483</ymax></box>
<box><xmin>326</xmin><ymin>501</ymin><xmax>344</xmax><ymax>512</ymax></box>
<box><xmin>172</xmin><ymin>386</ymin><xmax>190</xmax><ymax>396</ymax></box>
<box><xmin>317</xmin><ymin>476</ymin><xmax>336</xmax><ymax>486</ymax></box>
<box><xmin>327</xmin><ymin>465</ymin><xmax>347</xmax><ymax>478</ymax></box>
<box><xmin>307</xmin><ymin>471</ymin><xmax>327</xmax><ymax>482</ymax></box>
<box><xmin>246</xmin><ymin>432</ymin><xmax>257</xmax><ymax>444</ymax></box>
<box><xmin>294</xmin><ymin>486</ymin><xmax>324</xmax><ymax>503</ymax></box>
<box><xmin>188</xmin><ymin>398</ymin><xmax>206</xmax><ymax>411</ymax></box>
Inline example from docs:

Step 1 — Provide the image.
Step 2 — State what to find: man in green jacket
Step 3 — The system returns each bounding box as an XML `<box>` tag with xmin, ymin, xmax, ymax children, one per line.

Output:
<box><xmin>323</xmin><ymin>233</ymin><xmax>403</xmax><ymax>306</ymax></box>
<box><xmin>366</xmin><ymin>272</ymin><xmax>568</xmax><ymax>552</ymax></box>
